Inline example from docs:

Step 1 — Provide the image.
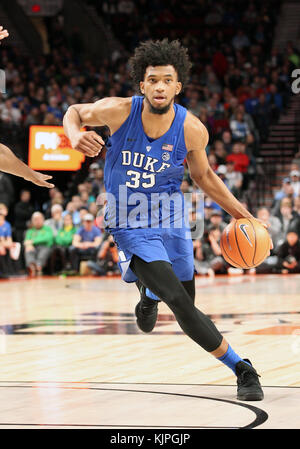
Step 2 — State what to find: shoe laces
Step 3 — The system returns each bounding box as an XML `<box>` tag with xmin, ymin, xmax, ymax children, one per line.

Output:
<box><xmin>238</xmin><ymin>368</ymin><xmax>260</xmax><ymax>385</ymax></box>
<box><xmin>141</xmin><ymin>299</ymin><xmax>158</xmax><ymax>313</ymax></box>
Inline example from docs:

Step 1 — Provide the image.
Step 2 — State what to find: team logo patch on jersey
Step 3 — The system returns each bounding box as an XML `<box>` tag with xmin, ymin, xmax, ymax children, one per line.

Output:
<box><xmin>146</xmin><ymin>146</ymin><xmax>151</xmax><ymax>152</ymax></box>
<box><xmin>162</xmin><ymin>143</ymin><xmax>173</xmax><ymax>152</ymax></box>
<box><xmin>162</xmin><ymin>152</ymin><xmax>170</xmax><ymax>161</ymax></box>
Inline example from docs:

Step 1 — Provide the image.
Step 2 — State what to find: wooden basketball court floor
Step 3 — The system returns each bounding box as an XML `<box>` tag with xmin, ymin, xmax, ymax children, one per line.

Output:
<box><xmin>0</xmin><ymin>273</ymin><xmax>299</xmax><ymax>429</ymax></box>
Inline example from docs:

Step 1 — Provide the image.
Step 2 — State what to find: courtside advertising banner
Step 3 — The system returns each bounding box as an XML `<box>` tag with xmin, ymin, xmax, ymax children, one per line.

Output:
<box><xmin>28</xmin><ymin>125</ymin><xmax>85</xmax><ymax>171</ymax></box>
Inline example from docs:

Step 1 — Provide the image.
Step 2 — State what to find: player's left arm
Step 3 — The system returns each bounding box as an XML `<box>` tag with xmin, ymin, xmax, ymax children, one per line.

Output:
<box><xmin>184</xmin><ymin>112</ymin><xmax>253</xmax><ymax>220</ymax></box>
<box><xmin>184</xmin><ymin>113</ymin><xmax>273</xmax><ymax>248</ymax></box>
<box><xmin>0</xmin><ymin>143</ymin><xmax>54</xmax><ymax>188</ymax></box>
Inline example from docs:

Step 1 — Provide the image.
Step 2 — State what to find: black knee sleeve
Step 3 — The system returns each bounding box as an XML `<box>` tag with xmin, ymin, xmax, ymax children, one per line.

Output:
<box><xmin>130</xmin><ymin>256</ymin><xmax>223</xmax><ymax>353</ymax></box>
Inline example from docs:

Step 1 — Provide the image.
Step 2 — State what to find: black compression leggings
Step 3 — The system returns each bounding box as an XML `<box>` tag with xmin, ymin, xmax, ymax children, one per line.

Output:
<box><xmin>150</xmin><ymin>277</ymin><xmax>195</xmax><ymax>304</ymax></box>
<box><xmin>130</xmin><ymin>255</ymin><xmax>223</xmax><ymax>353</ymax></box>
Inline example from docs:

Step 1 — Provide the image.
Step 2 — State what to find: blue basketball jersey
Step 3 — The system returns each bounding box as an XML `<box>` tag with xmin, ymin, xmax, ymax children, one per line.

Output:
<box><xmin>104</xmin><ymin>96</ymin><xmax>189</xmax><ymax>232</ymax></box>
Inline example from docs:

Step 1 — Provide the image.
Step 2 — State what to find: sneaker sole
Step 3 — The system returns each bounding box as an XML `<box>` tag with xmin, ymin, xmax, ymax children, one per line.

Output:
<box><xmin>237</xmin><ymin>391</ymin><xmax>264</xmax><ymax>401</ymax></box>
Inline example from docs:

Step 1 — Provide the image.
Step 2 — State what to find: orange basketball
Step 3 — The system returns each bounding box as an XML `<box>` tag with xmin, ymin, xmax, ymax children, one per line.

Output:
<box><xmin>220</xmin><ymin>218</ymin><xmax>271</xmax><ymax>269</ymax></box>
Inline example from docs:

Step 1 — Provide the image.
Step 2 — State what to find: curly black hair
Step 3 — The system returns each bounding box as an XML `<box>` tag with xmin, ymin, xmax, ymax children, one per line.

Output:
<box><xmin>129</xmin><ymin>39</ymin><xmax>192</xmax><ymax>92</ymax></box>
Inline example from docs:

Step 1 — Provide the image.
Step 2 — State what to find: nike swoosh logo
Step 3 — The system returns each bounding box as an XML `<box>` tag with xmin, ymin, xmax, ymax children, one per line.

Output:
<box><xmin>226</xmin><ymin>228</ymin><xmax>232</xmax><ymax>250</ymax></box>
<box><xmin>239</xmin><ymin>223</ymin><xmax>253</xmax><ymax>247</ymax></box>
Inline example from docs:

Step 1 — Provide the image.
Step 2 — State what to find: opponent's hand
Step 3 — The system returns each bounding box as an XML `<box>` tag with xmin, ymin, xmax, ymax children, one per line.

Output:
<box><xmin>71</xmin><ymin>131</ymin><xmax>104</xmax><ymax>157</ymax></box>
<box><xmin>25</xmin><ymin>171</ymin><xmax>55</xmax><ymax>188</ymax></box>
<box><xmin>0</xmin><ymin>26</ymin><xmax>9</xmax><ymax>42</ymax></box>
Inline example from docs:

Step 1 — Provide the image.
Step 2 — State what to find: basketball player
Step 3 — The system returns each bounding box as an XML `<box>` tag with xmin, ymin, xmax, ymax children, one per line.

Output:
<box><xmin>63</xmin><ymin>39</ymin><xmax>271</xmax><ymax>401</ymax></box>
<box><xmin>0</xmin><ymin>26</ymin><xmax>54</xmax><ymax>188</ymax></box>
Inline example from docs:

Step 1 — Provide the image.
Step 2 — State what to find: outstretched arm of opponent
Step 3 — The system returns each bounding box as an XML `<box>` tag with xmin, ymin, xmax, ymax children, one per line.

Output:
<box><xmin>63</xmin><ymin>97</ymin><xmax>131</xmax><ymax>157</ymax></box>
<box><xmin>0</xmin><ymin>26</ymin><xmax>53</xmax><ymax>188</ymax></box>
<box><xmin>0</xmin><ymin>26</ymin><xmax>9</xmax><ymax>42</ymax></box>
<box><xmin>0</xmin><ymin>143</ymin><xmax>54</xmax><ymax>188</ymax></box>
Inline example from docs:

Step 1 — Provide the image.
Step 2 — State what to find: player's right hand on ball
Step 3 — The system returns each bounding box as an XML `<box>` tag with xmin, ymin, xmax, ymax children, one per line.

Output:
<box><xmin>71</xmin><ymin>131</ymin><xmax>104</xmax><ymax>157</ymax></box>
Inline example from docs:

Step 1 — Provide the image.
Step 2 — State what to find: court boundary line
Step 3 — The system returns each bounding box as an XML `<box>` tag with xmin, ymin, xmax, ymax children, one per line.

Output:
<box><xmin>0</xmin><ymin>385</ymin><xmax>269</xmax><ymax>429</ymax></box>
<box><xmin>0</xmin><ymin>381</ymin><xmax>297</xmax><ymax>388</ymax></box>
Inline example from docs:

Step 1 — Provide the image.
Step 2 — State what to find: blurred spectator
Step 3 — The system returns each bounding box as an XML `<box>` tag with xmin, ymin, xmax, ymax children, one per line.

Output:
<box><xmin>50</xmin><ymin>213</ymin><xmax>77</xmax><ymax>273</ymax></box>
<box><xmin>290</xmin><ymin>170</ymin><xmax>300</xmax><ymax>197</ymax></box>
<box><xmin>293</xmin><ymin>196</ymin><xmax>300</xmax><ymax>217</ymax></box>
<box><xmin>62</xmin><ymin>195</ymin><xmax>84</xmax><ymax>226</ymax></box>
<box><xmin>24</xmin><ymin>212</ymin><xmax>54</xmax><ymax>276</ymax></box>
<box><xmin>252</xmin><ymin>93</ymin><xmax>272</xmax><ymax>141</ymax></box>
<box><xmin>213</xmin><ymin>140</ymin><xmax>227</xmax><ymax>165</ymax></box>
<box><xmin>0</xmin><ymin>173</ymin><xmax>14</xmax><ymax>208</ymax></box>
<box><xmin>225</xmin><ymin>160</ymin><xmax>243</xmax><ymax>191</ymax></box>
<box><xmin>226</xmin><ymin>142</ymin><xmax>250</xmax><ymax>174</ymax></box>
<box><xmin>230</xmin><ymin>110</ymin><xmax>254</xmax><ymax>144</ymax></box>
<box><xmin>232</xmin><ymin>29</ymin><xmax>250</xmax><ymax>50</ymax></box>
<box><xmin>13</xmin><ymin>190</ymin><xmax>35</xmax><ymax>243</ymax></box>
<box><xmin>230</xmin><ymin>173</ymin><xmax>244</xmax><ymax>201</ymax></box>
<box><xmin>216</xmin><ymin>165</ymin><xmax>229</xmax><ymax>187</ymax></box>
<box><xmin>195</xmin><ymin>226</ymin><xmax>227</xmax><ymax>276</ymax></box>
<box><xmin>42</xmin><ymin>187</ymin><xmax>62</xmax><ymax>217</ymax></box>
<box><xmin>44</xmin><ymin>204</ymin><xmax>64</xmax><ymax>237</ymax></box>
<box><xmin>275</xmin><ymin>198</ymin><xmax>300</xmax><ymax>244</ymax></box>
<box><xmin>286</xmin><ymin>44</ymin><xmax>300</xmax><ymax>68</ymax></box>
<box><xmin>0</xmin><ymin>99</ymin><xmax>21</xmax><ymax>125</ymax></box>
<box><xmin>47</xmin><ymin>97</ymin><xmax>63</xmax><ymax>121</ymax></box>
<box><xmin>221</xmin><ymin>130</ymin><xmax>233</xmax><ymax>153</ymax></box>
<box><xmin>0</xmin><ymin>209</ymin><xmax>21</xmax><ymax>277</ymax></box>
<box><xmin>43</xmin><ymin>190</ymin><xmax>64</xmax><ymax>218</ymax></box>
<box><xmin>276</xmin><ymin>230</ymin><xmax>300</xmax><ymax>274</ymax></box>
<box><xmin>266</xmin><ymin>84</ymin><xmax>283</xmax><ymax>120</ymax></box>
<box><xmin>209</xmin><ymin>209</ymin><xmax>227</xmax><ymax>232</ymax></box>
<box><xmin>244</xmin><ymin>87</ymin><xmax>259</xmax><ymax>115</ymax></box>
<box><xmin>291</xmin><ymin>150</ymin><xmax>300</xmax><ymax>169</ymax></box>
<box><xmin>256</xmin><ymin>206</ymin><xmax>282</xmax><ymax>249</ymax></box>
<box><xmin>208</xmin><ymin>153</ymin><xmax>218</xmax><ymax>171</ymax></box>
<box><xmin>89</xmin><ymin>167</ymin><xmax>106</xmax><ymax>197</ymax></box>
<box><xmin>87</xmin><ymin>234</ymin><xmax>119</xmax><ymax>276</ymax></box>
<box><xmin>233</xmin><ymin>104</ymin><xmax>259</xmax><ymax>143</ymax></box>
<box><xmin>69</xmin><ymin>213</ymin><xmax>102</xmax><ymax>272</ymax></box>
<box><xmin>273</xmin><ymin>177</ymin><xmax>295</xmax><ymax>206</ymax></box>
<box><xmin>24</xmin><ymin>107</ymin><xmax>41</xmax><ymax>127</ymax></box>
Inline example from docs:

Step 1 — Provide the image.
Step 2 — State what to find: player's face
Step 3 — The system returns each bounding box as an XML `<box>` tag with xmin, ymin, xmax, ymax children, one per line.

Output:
<box><xmin>140</xmin><ymin>65</ymin><xmax>182</xmax><ymax>115</ymax></box>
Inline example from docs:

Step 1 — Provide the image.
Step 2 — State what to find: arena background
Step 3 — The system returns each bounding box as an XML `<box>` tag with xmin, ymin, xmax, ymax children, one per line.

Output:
<box><xmin>0</xmin><ymin>0</ymin><xmax>299</xmax><ymax>432</ymax></box>
<box><xmin>0</xmin><ymin>0</ymin><xmax>300</xmax><ymax>277</ymax></box>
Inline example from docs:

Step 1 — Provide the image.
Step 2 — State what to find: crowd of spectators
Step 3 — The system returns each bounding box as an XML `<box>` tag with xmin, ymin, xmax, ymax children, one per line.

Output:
<box><xmin>0</xmin><ymin>160</ymin><xmax>121</xmax><ymax>278</ymax></box>
<box><xmin>0</xmin><ymin>0</ymin><xmax>300</xmax><ymax>278</ymax></box>
<box><xmin>187</xmin><ymin>159</ymin><xmax>300</xmax><ymax>276</ymax></box>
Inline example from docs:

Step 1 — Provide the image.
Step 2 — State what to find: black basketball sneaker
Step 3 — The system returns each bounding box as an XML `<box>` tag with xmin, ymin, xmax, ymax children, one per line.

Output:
<box><xmin>236</xmin><ymin>359</ymin><xmax>264</xmax><ymax>401</ymax></box>
<box><xmin>135</xmin><ymin>280</ymin><xmax>159</xmax><ymax>333</ymax></box>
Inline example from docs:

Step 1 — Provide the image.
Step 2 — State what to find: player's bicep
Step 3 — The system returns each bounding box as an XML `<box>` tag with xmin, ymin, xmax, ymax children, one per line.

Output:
<box><xmin>70</xmin><ymin>100</ymin><xmax>107</xmax><ymax>127</ymax></box>
<box><xmin>69</xmin><ymin>97</ymin><xmax>131</xmax><ymax>131</ymax></box>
